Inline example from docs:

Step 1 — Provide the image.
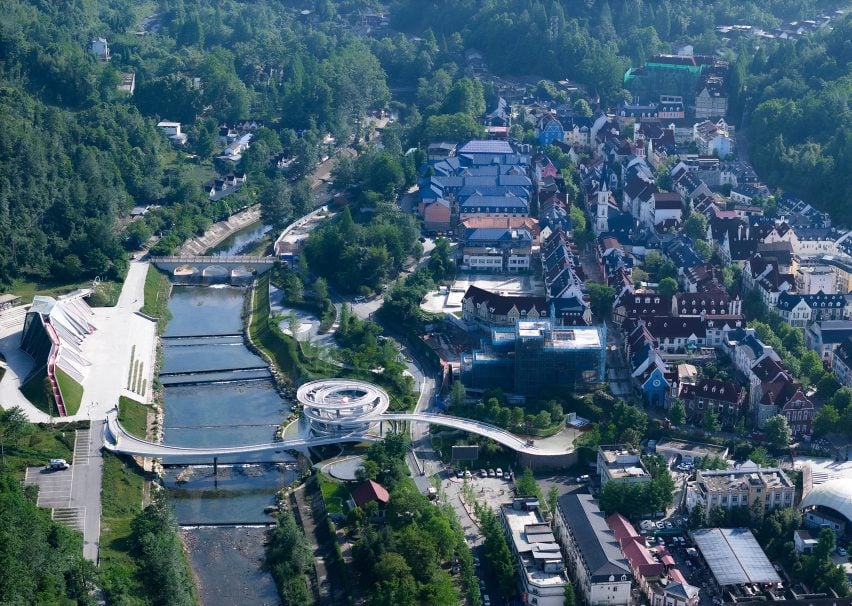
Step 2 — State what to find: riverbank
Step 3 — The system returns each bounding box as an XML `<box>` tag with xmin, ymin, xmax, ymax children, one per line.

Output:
<box><xmin>177</xmin><ymin>205</ymin><xmax>263</xmax><ymax>256</ymax></box>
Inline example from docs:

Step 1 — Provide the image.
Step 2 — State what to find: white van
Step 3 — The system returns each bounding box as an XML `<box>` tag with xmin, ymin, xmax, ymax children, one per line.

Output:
<box><xmin>48</xmin><ymin>459</ymin><xmax>69</xmax><ymax>470</ymax></box>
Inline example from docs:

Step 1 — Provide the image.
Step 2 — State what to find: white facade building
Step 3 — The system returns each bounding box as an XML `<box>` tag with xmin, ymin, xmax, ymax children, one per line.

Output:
<box><xmin>555</xmin><ymin>494</ymin><xmax>632</xmax><ymax>606</ymax></box>
<box><xmin>502</xmin><ymin>499</ymin><xmax>569</xmax><ymax>606</ymax></box>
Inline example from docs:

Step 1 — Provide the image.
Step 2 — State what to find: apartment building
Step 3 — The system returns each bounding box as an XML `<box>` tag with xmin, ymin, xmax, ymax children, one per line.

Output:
<box><xmin>501</xmin><ymin>499</ymin><xmax>569</xmax><ymax>606</ymax></box>
<box><xmin>554</xmin><ymin>493</ymin><xmax>632</xmax><ymax>606</ymax></box>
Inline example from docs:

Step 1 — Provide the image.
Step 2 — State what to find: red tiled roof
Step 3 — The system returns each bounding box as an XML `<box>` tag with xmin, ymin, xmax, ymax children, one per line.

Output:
<box><xmin>351</xmin><ymin>480</ymin><xmax>390</xmax><ymax>508</ymax></box>
<box><xmin>606</xmin><ymin>513</ymin><xmax>639</xmax><ymax>542</ymax></box>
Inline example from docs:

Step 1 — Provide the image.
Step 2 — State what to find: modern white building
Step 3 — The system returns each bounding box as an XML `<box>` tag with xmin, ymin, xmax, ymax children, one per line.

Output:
<box><xmin>90</xmin><ymin>37</ymin><xmax>110</xmax><ymax>61</ymax></box>
<box><xmin>555</xmin><ymin>494</ymin><xmax>632</xmax><ymax>606</ymax></box>
<box><xmin>501</xmin><ymin>499</ymin><xmax>570</xmax><ymax>606</ymax></box>
<box><xmin>157</xmin><ymin>121</ymin><xmax>188</xmax><ymax>146</ymax></box>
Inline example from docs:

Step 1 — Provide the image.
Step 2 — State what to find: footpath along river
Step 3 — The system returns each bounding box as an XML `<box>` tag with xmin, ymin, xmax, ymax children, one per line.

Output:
<box><xmin>156</xmin><ymin>222</ymin><xmax>293</xmax><ymax>605</ymax></box>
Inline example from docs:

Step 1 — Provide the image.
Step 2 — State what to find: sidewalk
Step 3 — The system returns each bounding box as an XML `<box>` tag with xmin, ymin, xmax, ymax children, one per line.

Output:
<box><xmin>0</xmin><ymin>260</ymin><xmax>155</xmax><ymax>423</ymax></box>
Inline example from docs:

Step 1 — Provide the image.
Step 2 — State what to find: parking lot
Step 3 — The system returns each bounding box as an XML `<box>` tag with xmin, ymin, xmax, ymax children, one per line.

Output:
<box><xmin>25</xmin><ymin>464</ymin><xmax>74</xmax><ymax>508</ymax></box>
<box><xmin>438</xmin><ymin>468</ymin><xmax>516</xmax><ymax>605</ymax></box>
<box><xmin>22</xmin><ymin>427</ymin><xmax>93</xmax><ymax>535</ymax></box>
<box><xmin>658</xmin><ymin>531</ymin><xmax>718</xmax><ymax>606</ymax></box>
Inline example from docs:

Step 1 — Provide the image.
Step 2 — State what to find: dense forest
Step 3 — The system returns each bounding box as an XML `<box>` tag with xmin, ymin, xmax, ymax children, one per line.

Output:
<box><xmin>742</xmin><ymin>18</ymin><xmax>851</xmax><ymax>220</ymax></box>
<box><xmin>0</xmin><ymin>0</ymin><xmax>847</xmax><ymax>289</ymax></box>
<box><xmin>0</xmin><ymin>475</ymin><xmax>96</xmax><ymax>604</ymax></box>
<box><xmin>0</xmin><ymin>0</ymin><xmax>392</xmax><ymax>287</ymax></box>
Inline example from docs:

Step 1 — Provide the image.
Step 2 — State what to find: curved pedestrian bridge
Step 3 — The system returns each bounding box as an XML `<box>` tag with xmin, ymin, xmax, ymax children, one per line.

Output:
<box><xmin>103</xmin><ymin>379</ymin><xmax>572</xmax><ymax>459</ymax></box>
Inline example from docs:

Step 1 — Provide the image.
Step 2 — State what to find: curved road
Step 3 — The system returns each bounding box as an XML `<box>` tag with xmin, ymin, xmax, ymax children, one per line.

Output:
<box><xmin>102</xmin><ymin>411</ymin><xmax>572</xmax><ymax>459</ymax></box>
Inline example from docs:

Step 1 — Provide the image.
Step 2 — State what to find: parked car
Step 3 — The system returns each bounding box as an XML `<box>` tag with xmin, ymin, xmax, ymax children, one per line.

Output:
<box><xmin>483</xmin><ymin>595</ymin><xmax>491</xmax><ymax>606</ymax></box>
<box><xmin>479</xmin><ymin>469</ymin><xmax>487</xmax><ymax>477</ymax></box>
<box><xmin>838</xmin><ymin>547</ymin><xmax>847</xmax><ymax>556</ymax></box>
<box><xmin>488</xmin><ymin>469</ymin><xmax>496</xmax><ymax>477</ymax></box>
<box><xmin>665</xmin><ymin>521</ymin><xmax>673</xmax><ymax>529</ymax></box>
<box><xmin>503</xmin><ymin>471</ymin><xmax>511</xmax><ymax>481</ymax></box>
<box><xmin>353</xmin><ymin>295</ymin><xmax>366</xmax><ymax>303</ymax></box>
<box><xmin>464</xmin><ymin>470</ymin><xmax>472</xmax><ymax>479</ymax></box>
<box><xmin>48</xmin><ymin>459</ymin><xmax>69</xmax><ymax>470</ymax></box>
<box><xmin>656</xmin><ymin>521</ymin><xmax>665</xmax><ymax>529</ymax></box>
<box><xmin>496</xmin><ymin>468</ymin><xmax>503</xmax><ymax>477</ymax></box>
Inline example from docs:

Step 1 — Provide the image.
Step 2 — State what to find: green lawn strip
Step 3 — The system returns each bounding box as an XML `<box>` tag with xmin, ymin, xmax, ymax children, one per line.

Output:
<box><xmin>318</xmin><ymin>474</ymin><xmax>350</xmax><ymax>515</ymax></box>
<box><xmin>2</xmin><ymin>423</ymin><xmax>77</xmax><ymax>474</ymax></box>
<box><xmin>141</xmin><ymin>265</ymin><xmax>173</xmax><ymax>334</ymax></box>
<box><xmin>9</xmin><ymin>278</ymin><xmax>91</xmax><ymax>305</ymax></box>
<box><xmin>54</xmin><ymin>368</ymin><xmax>83</xmax><ymax>416</ymax></box>
<box><xmin>21</xmin><ymin>368</ymin><xmax>55</xmax><ymax>416</ymax></box>
<box><xmin>99</xmin><ymin>452</ymin><xmax>147</xmax><ymax>601</ymax></box>
<box><xmin>131</xmin><ymin>360</ymin><xmax>141</xmax><ymax>393</ymax></box>
<box><xmin>118</xmin><ymin>396</ymin><xmax>150</xmax><ymax>439</ymax></box>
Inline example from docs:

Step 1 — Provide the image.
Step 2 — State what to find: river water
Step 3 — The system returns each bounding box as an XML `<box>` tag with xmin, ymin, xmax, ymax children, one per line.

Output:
<box><xmin>208</xmin><ymin>221</ymin><xmax>272</xmax><ymax>256</ymax></box>
<box><xmin>159</xmin><ymin>280</ymin><xmax>291</xmax><ymax>605</ymax></box>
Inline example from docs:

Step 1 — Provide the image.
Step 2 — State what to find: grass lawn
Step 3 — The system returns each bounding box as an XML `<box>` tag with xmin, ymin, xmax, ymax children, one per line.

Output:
<box><xmin>0</xmin><ymin>422</ymin><xmax>78</xmax><ymax>474</ymax></box>
<box><xmin>141</xmin><ymin>265</ymin><xmax>172</xmax><ymax>334</ymax></box>
<box><xmin>55</xmin><ymin>368</ymin><xmax>83</xmax><ymax>416</ymax></box>
<box><xmin>86</xmin><ymin>281</ymin><xmax>123</xmax><ymax>307</ymax></box>
<box><xmin>118</xmin><ymin>396</ymin><xmax>150</xmax><ymax>439</ymax></box>
<box><xmin>99</xmin><ymin>452</ymin><xmax>147</xmax><ymax>598</ymax></box>
<box><xmin>163</xmin><ymin>149</ymin><xmax>218</xmax><ymax>184</ymax></box>
<box><xmin>319</xmin><ymin>474</ymin><xmax>351</xmax><ymax>516</ymax></box>
<box><xmin>20</xmin><ymin>369</ymin><xmax>56</xmax><ymax>416</ymax></box>
<box><xmin>8</xmin><ymin>277</ymin><xmax>93</xmax><ymax>305</ymax></box>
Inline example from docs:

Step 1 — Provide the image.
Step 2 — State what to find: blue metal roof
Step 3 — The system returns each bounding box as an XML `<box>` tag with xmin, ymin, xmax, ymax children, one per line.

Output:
<box><xmin>457</xmin><ymin>140</ymin><xmax>514</xmax><ymax>155</ymax></box>
<box><xmin>465</xmin><ymin>227</ymin><xmax>532</xmax><ymax>243</ymax></box>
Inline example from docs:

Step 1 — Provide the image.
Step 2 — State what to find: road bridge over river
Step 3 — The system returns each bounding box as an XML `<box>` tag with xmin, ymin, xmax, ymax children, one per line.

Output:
<box><xmin>151</xmin><ymin>255</ymin><xmax>276</xmax><ymax>282</ymax></box>
<box><xmin>103</xmin><ymin>380</ymin><xmax>573</xmax><ymax>460</ymax></box>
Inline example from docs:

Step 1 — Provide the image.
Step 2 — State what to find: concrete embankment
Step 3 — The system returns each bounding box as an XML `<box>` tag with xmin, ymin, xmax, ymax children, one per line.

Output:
<box><xmin>177</xmin><ymin>206</ymin><xmax>263</xmax><ymax>256</ymax></box>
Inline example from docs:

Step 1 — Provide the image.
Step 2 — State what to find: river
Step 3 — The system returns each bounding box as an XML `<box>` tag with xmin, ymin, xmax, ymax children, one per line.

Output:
<box><xmin>158</xmin><ymin>279</ymin><xmax>291</xmax><ymax>605</ymax></box>
<box><xmin>208</xmin><ymin>221</ymin><xmax>272</xmax><ymax>257</ymax></box>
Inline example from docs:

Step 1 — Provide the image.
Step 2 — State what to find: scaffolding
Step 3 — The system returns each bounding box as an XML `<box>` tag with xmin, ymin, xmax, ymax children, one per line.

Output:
<box><xmin>461</xmin><ymin>320</ymin><xmax>606</xmax><ymax>396</ymax></box>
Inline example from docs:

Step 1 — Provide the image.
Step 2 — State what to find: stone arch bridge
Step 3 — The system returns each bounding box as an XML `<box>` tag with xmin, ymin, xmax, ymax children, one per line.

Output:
<box><xmin>151</xmin><ymin>256</ymin><xmax>276</xmax><ymax>284</ymax></box>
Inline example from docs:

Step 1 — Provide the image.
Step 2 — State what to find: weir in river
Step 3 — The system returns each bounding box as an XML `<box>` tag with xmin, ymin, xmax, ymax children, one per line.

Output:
<box><xmin>157</xmin><ymin>246</ymin><xmax>293</xmax><ymax>604</ymax></box>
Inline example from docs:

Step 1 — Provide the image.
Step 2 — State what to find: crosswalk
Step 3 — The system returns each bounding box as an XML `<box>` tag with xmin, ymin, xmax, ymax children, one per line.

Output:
<box><xmin>811</xmin><ymin>470</ymin><xmax>843</xmax><ymax>484</ymax></box>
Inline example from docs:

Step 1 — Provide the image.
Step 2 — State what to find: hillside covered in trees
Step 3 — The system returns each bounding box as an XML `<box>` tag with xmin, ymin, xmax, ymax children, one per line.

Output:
<box><xmin>0</xmin><ymin>0</ymin><xmax>847</xmax><ymax>291</ymax></box>
<box><xmin>0</xmin><ymin>0</ymin><xmax>392</xmax><ymax>287</ymax></box>
<box><xmin>742</xmin><ymin>17</ymin><xmax>851</xmax><ymax>221</ymax></box>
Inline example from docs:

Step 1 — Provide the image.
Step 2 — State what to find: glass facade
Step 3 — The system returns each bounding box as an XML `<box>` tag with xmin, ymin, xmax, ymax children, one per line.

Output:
<box><xmin>20</xmin><ymin>312</ymin><xmax>52</xmax><ymax>369</ymax></box>
<box><xmin>462</xmin><ymin>320</ymin><xmax>605</xmax><ymax>396</ymax></box>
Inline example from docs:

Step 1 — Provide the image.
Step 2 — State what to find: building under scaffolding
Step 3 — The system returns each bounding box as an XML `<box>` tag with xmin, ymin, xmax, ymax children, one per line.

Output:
<box><xmin>461</xmin><ymin>320</ymin><xmax>605</xmax><ymax>397</ymax></box>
